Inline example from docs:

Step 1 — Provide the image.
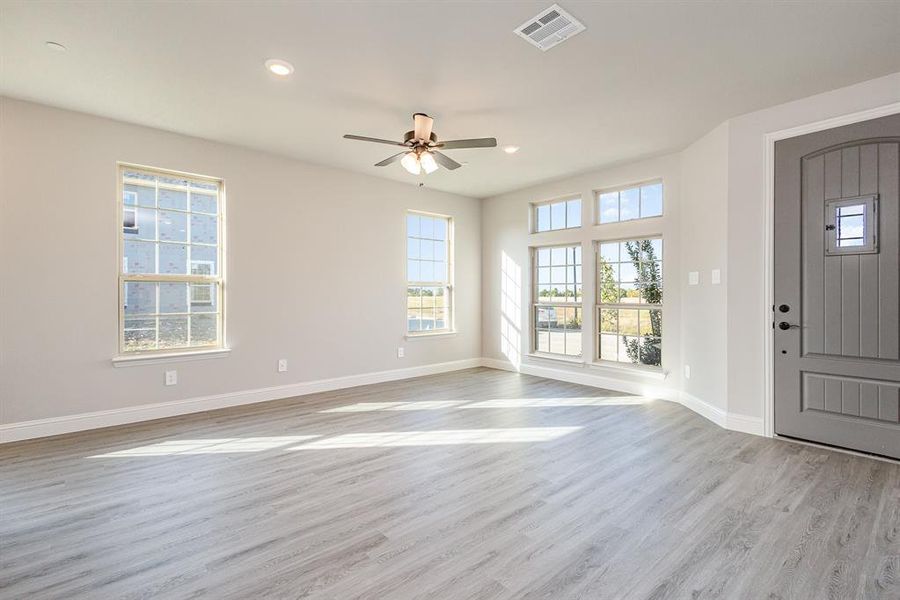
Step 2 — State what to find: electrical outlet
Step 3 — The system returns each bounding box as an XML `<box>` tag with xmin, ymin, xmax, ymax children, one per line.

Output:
<box><xmin>397</xmin><ymin>347</ymin><xmax>405</xmax><ymax>358</ymax></box>
<box><xmin>277</xmin><ymin>359</ymin><xmax>288</xmax><ymax>372</ymax></box>
<box><xmin>165</xmin><ymin>370</ymin><xmax>177</xmax><ymax>386</ymax></box>
<box><xmin>688</xmin><ymin>271</ymin><xmax>700</xmax><ymax>286</ymax></box>
<box><xmin>684</xmin><ymin>364</ymin><xmax>691</xmax><ymax>379</ymax></box>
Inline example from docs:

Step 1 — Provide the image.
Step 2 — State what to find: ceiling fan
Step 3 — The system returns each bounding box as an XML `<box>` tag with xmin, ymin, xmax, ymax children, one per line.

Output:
<box><xmin>343</xmin><ymin>113</ymin><xmax>497</xmax><ymax>175</ymax></box>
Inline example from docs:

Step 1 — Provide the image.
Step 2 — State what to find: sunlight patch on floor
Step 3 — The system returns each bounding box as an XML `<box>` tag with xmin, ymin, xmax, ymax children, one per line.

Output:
<box><xmin>320</xmin><ymin>400</ymin><xmax>468</xmax><ymax>413</ymax></box>
<box><xmin>320</xmin><ymin>396</ymin><xmax>650</xmax><ymax>413</ymax></box>
<box><xmin>89</xmin><ymin>436</ymin><xmax>318</xmax><ymax>457</ymax></box>
<box><xmin>460</xmin><ymin>396</ymin><xmax>650</xmax><ymax>408</ymax></box>
<box><xmin>286</xmin><ymin>427</ymin><xmax>582</xmax><ymax>449</ymax></box>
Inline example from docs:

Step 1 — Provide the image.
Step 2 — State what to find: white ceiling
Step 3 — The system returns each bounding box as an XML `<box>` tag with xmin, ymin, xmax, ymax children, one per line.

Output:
<box><xmin>2</xmin><ymin>1</ymin><xmax>898</xmax><ymax>198</ymax></box>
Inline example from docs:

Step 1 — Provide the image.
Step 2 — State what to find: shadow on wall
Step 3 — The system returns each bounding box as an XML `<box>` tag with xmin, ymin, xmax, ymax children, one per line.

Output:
<box><xmin>501</xmin><ymin>251</ymin><xmax>522</xmax><ymax>368</ymax></box>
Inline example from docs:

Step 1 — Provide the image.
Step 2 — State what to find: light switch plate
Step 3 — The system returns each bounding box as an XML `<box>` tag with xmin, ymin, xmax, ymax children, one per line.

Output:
<box><xmin>711</xmin><ymin>269</ymin><xmax>721</xmax><ymax>285</ymax></box>
<box><xmin>688</xmin><ymin>271</ymin><xmax>700</xmax><ymax>286</ymax></box>
<box><xmin>277</xmin><ymin>359</ymin><xmax>288</xmax><ymax>372</ymax></box>
<box><xmin>684</xmin><ymin>364</ymin><xmax>691</xmax><ymax>379</ymax></box>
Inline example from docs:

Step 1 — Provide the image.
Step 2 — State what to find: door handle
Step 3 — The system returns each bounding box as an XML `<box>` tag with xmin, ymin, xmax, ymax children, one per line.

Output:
<box><xmin>777</xmin><ymin>322</ymin><xmax>800</xmax><ymax>330</ymax></box>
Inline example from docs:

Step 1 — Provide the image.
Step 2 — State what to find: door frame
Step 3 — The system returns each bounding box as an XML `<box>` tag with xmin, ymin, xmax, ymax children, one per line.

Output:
<box><xmin>763</xmin><ymin>102</ymin><xmax>900</xmax><ymax>438</ymax></box>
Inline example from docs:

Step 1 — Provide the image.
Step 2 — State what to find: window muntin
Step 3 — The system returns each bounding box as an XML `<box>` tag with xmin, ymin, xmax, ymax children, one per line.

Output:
<box><xmin>597</xmin><ymin>181</ymin><xmax>662</xmax><ymax>224</ymax></box>
<box><xmin>597</xmin><ymin>238</ymin><xmax>662</xmax><ymax>367</ymax></box>
<box><xmin>534</xmin><ymin>197</ymin><xmax>582</xmax><ymax>232</ymax></box>
<box><xmin>533</xmin><ymin>245</ymin><xmax>582</xmax><ymax>357</ymax></box>
<box><xmin>825</xmin><ymin>195</ymin><xmax>878</xmax><ymax>255</ymax></box>
<box><xmin>407</xmin><ymin>212</ymin><xmax>452</xmax><ymax>333</ymax></box>
<box><xmin>119</xmin><ymin>166</ymin><xmax>223</xmax><ymax>354</ymax></box>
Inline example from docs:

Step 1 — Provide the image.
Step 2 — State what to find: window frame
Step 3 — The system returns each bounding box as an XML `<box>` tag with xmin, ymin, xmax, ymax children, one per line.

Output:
<box><xmin>530</xmin><ymin>243</ymin><xmax>584</xmax><ymax>359</ymax></box>
<box><xmin>406</xmin><ymin>210</ymin><xmax>454</xmax><ymax>336</ymax></box>
<box><xmin>531</xmin><ymin>196</ymin><xmax>582</xmax><ymax>233</ymax></box>
<box><xmin>116</xmin><ymin>163</ymin><xmax>226</xmax><ymax>357</ymax></box>
<box><xmin>824</xmin><ymin>195</ymin><xmax>879</xmax><ymax>256</ymax></box>
<box><xmin>595</xmin><ymin>179</ymin><xmax>664</xmax><ymax>225</ymax></box>
<box><xmin>594</xmin><ymin>235</ymin><xmax>664</xmax><ymax>371</ymax></box>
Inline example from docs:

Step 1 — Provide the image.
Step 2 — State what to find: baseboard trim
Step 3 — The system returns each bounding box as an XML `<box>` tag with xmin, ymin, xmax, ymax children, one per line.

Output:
<box><xmin>0</xmin><ymin>358</ymin><xmax>483</xmax><ymax>444</ymax></box>
<box><xmin>1</xmin><ymin>357</ymin><xmax>766</xmax><ymax>443</ymax></box>
<box><xmin>724</xmin><ymin>411</ymin><xmax>766</xmax><ymax>436</ymax></box>
<box><xmin>678</xmin><ymin>391</ymin><xmax>728</xmax><ymax>429</ymax></box>
<box><xmin>484</xmin><ymin>357</ymin><xmax>679</xmax><ymax>401</ymax></box>
<box><xmin>481</xmin><ymin>358</ymin><xmax>765</xmax><ymax>437</ymax></box>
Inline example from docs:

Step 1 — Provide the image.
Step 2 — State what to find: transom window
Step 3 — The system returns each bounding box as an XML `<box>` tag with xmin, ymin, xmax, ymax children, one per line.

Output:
<box><xmin>533</xmin><ymin>245</ymin><xmax>582</xmax><ymax>357</ymax></box>
<box><xmin>597</xmin><ymin>238</ymin><xmax>663</xmax><ymax>367</ymax></box>
<box><xmin>119</xmin><ymin>165</ymin><xmax>224</xmax><ymax>354</ymax></box>
<box><xmin>533</xmin><ymin>197</ymin><xmax>582</xmax><ymax>232</ymax></box>
<box><xmin>597</xmin><ymin>181</ymin><xmax>663</xmax><ymax>224</ymax></box>
<box><xmin>407</xmin><ymin>212</ymin><xmax>453</xmax><ymax>334</ymax></box>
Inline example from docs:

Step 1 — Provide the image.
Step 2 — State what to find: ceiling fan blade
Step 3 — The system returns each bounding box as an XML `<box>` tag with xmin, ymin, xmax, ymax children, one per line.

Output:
<box><xmin>437</xmin><ymin>137</ymin><xmax>498</xmax><ymax>149</ymax></box>
<box><xmin>431</xmin><ymin>151</ymin><xmax>462</xmax><ymax>170</ymax></box>
<box><xmin>413</xmin><ymin>113</ymin><xmax>434</xmax><ymax>142</ymax></box>
<box><xmin>343</xmin><ymin>134</ymin><xmax>406</xmax><ymax>147</ymax></box>
<box><xmin>374</xmin><ymin>152</ymin><xmax>407</xmax><ymax>167</ymax></box>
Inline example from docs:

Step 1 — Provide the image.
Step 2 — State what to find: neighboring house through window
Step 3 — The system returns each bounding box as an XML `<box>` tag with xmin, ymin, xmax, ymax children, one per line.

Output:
<box><xmin>119</xmin><ymin>165</ymin><xmax>224</xmax><ymax>354</ymax></box>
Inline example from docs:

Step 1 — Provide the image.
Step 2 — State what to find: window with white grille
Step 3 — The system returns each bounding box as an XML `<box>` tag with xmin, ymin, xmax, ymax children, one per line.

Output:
<box><xmin>119</xmin><ymin>165</ymin><xmax>224</xmax><ymax>354</ymax></box>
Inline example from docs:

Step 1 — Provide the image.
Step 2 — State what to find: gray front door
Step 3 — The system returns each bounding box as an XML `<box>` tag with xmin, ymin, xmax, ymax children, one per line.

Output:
<box><xmin>774</xmin><ymin>113</ymin><xmax>900</xmax><ymax>460</ymax></box>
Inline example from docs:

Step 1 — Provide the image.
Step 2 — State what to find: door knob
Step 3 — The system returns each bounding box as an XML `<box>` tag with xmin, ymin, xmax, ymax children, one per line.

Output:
<box><xmin>778</xmin><ymin>322</ymin><xmax>799</xmax><ymax>330</ymax></box>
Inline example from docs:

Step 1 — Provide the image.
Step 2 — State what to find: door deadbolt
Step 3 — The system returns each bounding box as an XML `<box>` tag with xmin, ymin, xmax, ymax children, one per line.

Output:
<box><xmin>778</xmin><ymin>304</ymin><xmax>790</xmax><ymax>313</ymax></box>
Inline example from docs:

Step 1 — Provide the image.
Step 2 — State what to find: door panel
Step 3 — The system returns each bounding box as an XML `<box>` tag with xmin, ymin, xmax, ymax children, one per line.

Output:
<box><xmin>774</xmin><ymin>113</ymin><xmax>900</xmax><ymax>459</ymax></box>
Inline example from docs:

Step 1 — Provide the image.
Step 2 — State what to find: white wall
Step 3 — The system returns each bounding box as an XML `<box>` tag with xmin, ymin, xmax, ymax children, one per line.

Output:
<box><xmin>481</xmin><ymin>72</ymin><xmax>900</xmax><ymax>434</ymax></box>
<box><xmin>679</xmin><ymin>122</ymin><xmax>729</xmax><ymax>411</ymax></box>
<box><xmin>725</xmin><ymin>72</ymin><xmax>900</xmax><ymax>420</ymax></box>
<box><xmin>0</xmin><ymin>98</ymin><xmax>482</xmax><ymax>426</ymax></box>
<box><xmin>481</xmin><ymin>153</ymin><xmax>683</xmax><ymax>397</ymax></box>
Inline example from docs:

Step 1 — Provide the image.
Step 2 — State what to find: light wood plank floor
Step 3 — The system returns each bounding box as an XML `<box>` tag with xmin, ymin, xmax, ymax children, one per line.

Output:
<box><xmin>1</xmin><ymin>367</ymin><xmax>898</xmax><ymax>599</ymax></box>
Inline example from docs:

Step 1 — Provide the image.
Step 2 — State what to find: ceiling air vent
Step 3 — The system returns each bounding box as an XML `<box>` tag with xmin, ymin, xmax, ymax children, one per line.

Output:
<box><xmin>514</xmin><ymin>4</ymin><xmax>585</xmax><ymax>51</ymax></box>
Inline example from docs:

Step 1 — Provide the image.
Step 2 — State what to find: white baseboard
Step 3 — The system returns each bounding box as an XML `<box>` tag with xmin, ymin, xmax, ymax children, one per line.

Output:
<box><xmin>0</xmin><ymin>358</ymin><xmax>483</xmax><ymax>444</ymax></box>
<box><xmin>678</xmin><ymin>391</ymin><xmax>728</xmax><ymax>429</ymax></box>
<box><xmin>484</xmin><ymin>357</ymin><xmax>678</xmax><ymax>401</ymax></box>
<box><xmin>724</xmin><ymin>411</ymin><xmax>766</xmax><ymax>436</ymax></box>
<box><xmin>1</xmin><ymin>357</ymin><xmax>766</xmax><ymax>444</ymax></box>
<box><xmin>482</xmin><ymin>357</ymin><xmax>765</xmax><ymax>437</ymax></box>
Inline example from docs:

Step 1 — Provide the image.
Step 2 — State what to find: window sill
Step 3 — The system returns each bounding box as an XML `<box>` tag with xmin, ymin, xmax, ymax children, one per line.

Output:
<box><xmin>112</xmin><ymin>348</ymin><xmax>231</xmax><ymax>368</ymax></box>
<box><xmin>526</xmin><ymin>352</ymin><xmax>585</xmax><ymax>366</ymax></box>
<box><xmin>588</xmin><ymin>360</ymin><xmax>667</xmax><ymax>380</ymax></box>
<box><xmin>405</xmin><ymin>331</ymin><xmax>457</xmax><ymax>340</ymax></box>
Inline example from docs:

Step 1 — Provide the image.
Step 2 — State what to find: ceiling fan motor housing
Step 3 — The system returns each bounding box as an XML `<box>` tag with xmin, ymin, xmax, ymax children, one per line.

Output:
<box><xmin>404</xmin><ymin>130</ymin><xmax>437</xmax><ymax>146</ymax></box>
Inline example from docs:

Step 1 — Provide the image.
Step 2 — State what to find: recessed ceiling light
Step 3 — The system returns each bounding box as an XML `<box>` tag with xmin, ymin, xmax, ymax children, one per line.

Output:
<box><xmin>45</xmin><ymin>41</ymin><xmax>67</xmax><ymax>52</ymax></box>
<box><xmin>265</xmin><ymin>59</ymin><xmax>294</xmax><ymax>77</ymax></box>
<box><xmin>504</xmin><ymin>146</ymin><xmax>520</xmax><ymax>154</ymax></box>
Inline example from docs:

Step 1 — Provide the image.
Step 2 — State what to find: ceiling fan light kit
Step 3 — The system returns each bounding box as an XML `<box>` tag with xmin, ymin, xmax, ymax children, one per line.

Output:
<box><xmin>344</xmin><ymin>113</ymin><xmax>497</xmax><ymax>176</ymax></box>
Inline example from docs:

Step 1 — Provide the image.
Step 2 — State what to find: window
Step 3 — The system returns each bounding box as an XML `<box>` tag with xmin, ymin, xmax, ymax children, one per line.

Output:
<box><xmin>597</xmin><ymin>238</ymin><xmax>663</xmax><ymax>367</ymax></box>
<box><xmin>407</xmin><ymin>212</ymin><xmax>452</xmax><ymax>333</ymax></box>
<box><xmin>190</xmin><ymin>261</ymin><xmax>214</xmax><ymax>305</ymax></box>
<box><xmin>597</xmin><ymin>181</ymin><xmax>662</xmax><ymax>224</ymax></box>
<box><xmin>123</xmin><ymin>192</ymin><xmax>138</xmax><ymax>233</ymax></box>
<box><xmin>534</xmin><ymin>197</ymin><xmax>581</xmax><ymax>232</ymax></box>
<box><xmin>533</xmin><ymin>245</ymin><xmax>582</xmax><ymax>357</ymax></box>
<box><xmin>825</xmin><ymin>195</ymin><xmax>878</xmax><ymax>255</ymax></box>
<box><xmin>119</xmin><ymin>165</ymin><xmax>224</xmax><ymax>354</ymax></box>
